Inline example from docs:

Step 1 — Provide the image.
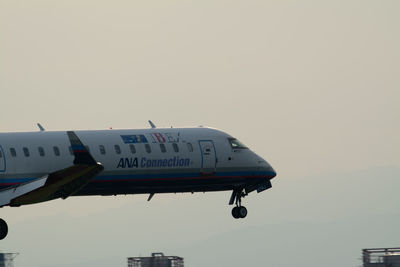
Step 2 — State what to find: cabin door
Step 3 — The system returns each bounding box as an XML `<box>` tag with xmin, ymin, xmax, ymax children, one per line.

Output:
<box><xmin>199</xmin><ymin>140</ymin><xmax>216</xmax><ymax>173</ymax></box>
<box><xmin>0</xmin><ymin>146</ymin><xmax>5</xmax><ymax>172</ymax></box>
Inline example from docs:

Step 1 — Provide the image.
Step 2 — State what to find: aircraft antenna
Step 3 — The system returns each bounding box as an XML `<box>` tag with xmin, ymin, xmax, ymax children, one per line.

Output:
<box><xmin>148</xmin><ymin>120</ymin><xmax>156</xmax><ymax>129</ymax></box>
<box><xmin>147</xmin><ymin>193</ymin><xmax>155</xmax><ymax>201</ymax></box>
<box><xmin>37</xmin><ymin>123</ymin><xmax>45</xmax><ymax>132</ymax></box>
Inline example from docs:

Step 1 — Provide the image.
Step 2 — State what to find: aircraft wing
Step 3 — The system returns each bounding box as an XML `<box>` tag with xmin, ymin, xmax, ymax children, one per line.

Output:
<box><xmin>0</xmin><ymin>131</ymin><xmax>104</xmax><ymax>207</ymax></box>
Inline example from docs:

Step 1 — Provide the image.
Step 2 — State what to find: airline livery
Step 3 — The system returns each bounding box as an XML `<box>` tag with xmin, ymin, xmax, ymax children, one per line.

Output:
<box><xmin>0</xmin><ymin>122</ymin><xmax>276</xmax><ymax>240</ymax></box>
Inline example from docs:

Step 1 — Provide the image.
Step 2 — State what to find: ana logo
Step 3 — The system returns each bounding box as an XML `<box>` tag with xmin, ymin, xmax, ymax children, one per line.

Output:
<box><xmin>117</xmin><ymin>158</ymin><xmax>139</xmax><ymax>168</ymax></box>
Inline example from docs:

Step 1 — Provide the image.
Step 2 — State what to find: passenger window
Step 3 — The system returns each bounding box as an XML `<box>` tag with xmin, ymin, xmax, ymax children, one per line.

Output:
<box><xmin>23</xmin><ymin>147</ymin><xmax>30</xmax><ymax>157</ymax></box>
<box><xmin>53</xmin><ymin>146</ymin><xmax>60</xmax><ymax>156</ymax></box>
<box><xmin>159</xmin><ymin>144</ymin><xmax>166</xmax><ymax>153</ymax></box>
<box><xmin>129</xmin><ymin>144</ymin><xmax>136</xmax><ymax>154</ymax></box>
<box><xmin>145</xmin><ymin>144</ymin><xmax>151</xmax><ymax>153</ymax></box>
<box><xmin>114</xmin><ymin>145</ymin><xmax>121</xmax><ymax>154</ymax></box>
<box><xmin>10</xmin><ymin>148</ymin><xmax>16</xmax><ymax>157</ymax></box>
<box><xmin>38</xmin><ymin>147</ymin><xmax>45</xmax><ymax>157</ymax></box>
<box><xmin>99</xmin><ymin>145</ymin><xmax>106</xmax><ymax>155</ymax></box>
<box><xmin>187</xmin><ymin>143</ymin><xmax>193</xmax><ymax>152</ymax></box>
<box><xmin>172</xmin><ymin>143</ymin><xmax>179</xmax><ymax>153</ymax></box>
<box><xmin>69</xmin><ymin>146</ymin><xmax>73</xmax><ymax>155</ymax></box>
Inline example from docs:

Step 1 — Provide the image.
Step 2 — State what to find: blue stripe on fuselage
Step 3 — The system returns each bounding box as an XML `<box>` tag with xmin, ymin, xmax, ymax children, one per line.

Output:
<box><xmin>92</xmin><ymin>170</ymin><xmax>274</xmax><ymax>182</ymax></box>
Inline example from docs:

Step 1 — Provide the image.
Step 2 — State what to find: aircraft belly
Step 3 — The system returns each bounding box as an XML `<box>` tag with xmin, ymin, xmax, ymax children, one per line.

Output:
<box><xmin>74</xmin><ymin>168</ymin><xmax>274</xmax><ymax>196</ymax></box>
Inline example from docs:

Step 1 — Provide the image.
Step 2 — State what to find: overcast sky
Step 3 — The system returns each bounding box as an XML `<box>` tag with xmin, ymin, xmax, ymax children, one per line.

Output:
<box><xmin>0</xmin><ymin>1</ymin><xmax>399</xmax><ymax>266</ymax></box>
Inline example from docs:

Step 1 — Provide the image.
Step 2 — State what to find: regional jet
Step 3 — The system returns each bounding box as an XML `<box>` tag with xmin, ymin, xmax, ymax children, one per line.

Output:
<box><xmin>0</xmin><ymin>122</ymin><xmax>276</xmax><ymax>239</ymax></box>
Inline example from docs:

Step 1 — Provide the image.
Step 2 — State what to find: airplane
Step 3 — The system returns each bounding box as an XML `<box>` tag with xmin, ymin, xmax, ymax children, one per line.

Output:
<box><xmin>0</xmin><ymin>122</ymin><xmax>276</xmax><ymax>240</ymax></box>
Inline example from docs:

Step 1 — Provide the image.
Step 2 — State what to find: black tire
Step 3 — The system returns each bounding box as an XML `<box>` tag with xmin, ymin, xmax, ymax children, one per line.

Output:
<box><xmin>0</xmin><ymin>218</ymin><xmax>8</xmax><ymax>240</ymax></box>
<box><xmin>231</xmin><ymin>207</ymin><xmax>240</xmax><ymax>219</ymax></box>
<box><xmin>238</xmin><ymin>206</ymin><xmax>248</xmax><ymax>218</ymax></box>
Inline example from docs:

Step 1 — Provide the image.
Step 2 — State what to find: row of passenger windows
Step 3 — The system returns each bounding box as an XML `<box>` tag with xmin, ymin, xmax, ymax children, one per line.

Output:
<box><xmin>0</xmin><ymin>142</ymin><xmax>195</xmax><ymax>158</ymax></box>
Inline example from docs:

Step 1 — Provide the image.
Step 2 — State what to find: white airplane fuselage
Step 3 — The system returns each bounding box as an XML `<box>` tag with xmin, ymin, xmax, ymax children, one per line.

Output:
<box><xmin>0</xmin><ymin>127</ymin><xmax>275</xmax><ymax>196</ymax></box>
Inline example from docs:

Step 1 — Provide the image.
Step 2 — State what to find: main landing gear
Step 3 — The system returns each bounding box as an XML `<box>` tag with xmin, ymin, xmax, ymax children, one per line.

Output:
<box><xmin>229</xmin><ymin>189</ymin><xmax>248</xmax><ymax>219</ymax></box>
<box><xmin>232</xmin><ymin>206</ymin><xmax>247</xmax><ymax>219</ymax></box>
<box><xmin>0</xmin><ymin>218</ymin><xmax>8</xmax><ymax>240</ymax></box>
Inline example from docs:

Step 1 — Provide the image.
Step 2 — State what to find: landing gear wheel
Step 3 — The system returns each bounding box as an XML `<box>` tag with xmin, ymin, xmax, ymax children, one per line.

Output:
<box><xmin>0</xmin><ymin>218</ymin><xmax>8</xmax><ymax>240</ymax></box>
<box><xmin>229</xmin><ymin>188</ymin><xmax>249</xmax><ymax>219</ymax></box>
<box><xmin>238</xmin><ymin>206</ymin><xmax>247</xmax><ymax>218</ymax></box>
<box><xmin>231</xmin><ymin>207</ymin><xmax>240</xmax><ymax>219</ymax></box>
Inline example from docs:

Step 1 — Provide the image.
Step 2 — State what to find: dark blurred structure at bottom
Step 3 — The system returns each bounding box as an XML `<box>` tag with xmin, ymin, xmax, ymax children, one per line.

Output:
<box><xmin>363</xmin><ymin>247</ymin><xmax>400</xmax><ymax>267</ymax></box>
<box><xmin>0</xmin><ymin>253</ymin><xmax>18</xmax><ymax>267</ymax></box>
<box><xmin>128</xmin><ymin>252</ymin><xmax>184</xmax><ymax>267</ymax></box>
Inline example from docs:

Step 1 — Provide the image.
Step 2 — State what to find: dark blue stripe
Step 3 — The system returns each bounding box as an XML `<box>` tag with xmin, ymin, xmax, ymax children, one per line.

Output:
<box><xmin>0</xmin><ymin>178</ymin><xmax>36</xmax><ymax>184</ymax></box>
<box><xmin>94</xmin><ymin>171</ymin><xmax>273</xmax><ymax>181</ymax></box>
<box><xmin>0</xmin><ymin>171</ymin><xmax>275</xmax><ymax>185</ymax></box>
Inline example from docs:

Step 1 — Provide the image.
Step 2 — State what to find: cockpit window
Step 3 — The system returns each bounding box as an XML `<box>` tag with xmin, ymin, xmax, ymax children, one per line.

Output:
<box><xmin>228</xmin><ymin>138</ymin><xmax>248</xmax><ymax>149</ymax></box>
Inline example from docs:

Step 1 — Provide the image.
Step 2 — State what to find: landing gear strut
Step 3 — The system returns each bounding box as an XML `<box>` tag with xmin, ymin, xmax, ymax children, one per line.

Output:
<box><xmin>0</xmin><ymin>218</ymin><xmax>8</xmax><ymax>240</ymax></box>
<box><xmin>229</xmin><ymin>189</ymin><xmax>248</xmax><ymax>219</ymax></box>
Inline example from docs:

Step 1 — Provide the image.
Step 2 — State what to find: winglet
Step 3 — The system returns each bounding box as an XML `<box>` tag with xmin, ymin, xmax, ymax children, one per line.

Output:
<box><xmin>37</xmin><ymin>123</ymin><xmax>45</xmax><ymax>132</ymax></box>
<box><xmin>148</xmin><ymin>120</ymin><xmax>156</xmax><ymax>129</ymax></box>
<box><xmin>67</xmin><ymin>131</ymin><xmax>97</xmax><ymax>165</ymax></box>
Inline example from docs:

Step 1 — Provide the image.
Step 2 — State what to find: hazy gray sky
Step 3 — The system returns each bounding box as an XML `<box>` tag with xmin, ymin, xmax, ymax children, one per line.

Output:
<box><xmin>0</xmin><ymin>1</ymin><xmax>399</xmax><ymax>266</ymax></box>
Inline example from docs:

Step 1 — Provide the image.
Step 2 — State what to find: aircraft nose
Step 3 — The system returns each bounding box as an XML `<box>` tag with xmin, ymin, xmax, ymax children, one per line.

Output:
<box><xmin>257</xmin><ymin>159</ymin><xmax>277</xmax><ymax>178</ymax></box>
<box><xmin>265</xmin><ymin>164</ymin><xmax>277</xmax><ymax>178</ymax></box>
<box><xmin>269</xmin><ymin>166</ymin><xmax>277</xmax><ymax>178</ymax></box>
